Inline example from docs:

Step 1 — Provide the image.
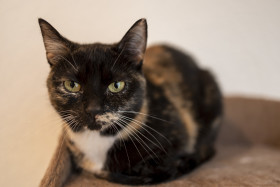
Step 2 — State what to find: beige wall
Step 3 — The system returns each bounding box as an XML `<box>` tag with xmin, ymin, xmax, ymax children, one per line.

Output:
<box><xmin>0</xmin><ymin>0</ymin><xmax>279</xmax><ymax>186</ymax></box>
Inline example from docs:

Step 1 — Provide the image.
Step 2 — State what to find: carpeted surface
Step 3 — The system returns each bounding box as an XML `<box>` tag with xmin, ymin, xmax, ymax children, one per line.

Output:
<box><xmin>64</xmin><ymin>97</ymin><xmax>280</xmax><ymax>186</ymax></box>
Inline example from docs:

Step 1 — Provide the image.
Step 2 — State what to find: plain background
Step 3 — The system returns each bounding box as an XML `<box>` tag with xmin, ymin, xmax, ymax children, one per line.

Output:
<box><xmin>0</xmin><ymin>0</ymin><xmax>279</xmax><ymax>186</ymax></box>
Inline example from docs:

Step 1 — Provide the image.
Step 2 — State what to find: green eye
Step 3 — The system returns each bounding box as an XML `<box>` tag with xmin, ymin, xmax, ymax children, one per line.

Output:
<box><xmin>108</xmin><ymin>81</ymin><xmax>125</xmax><ymax>93</ymax></box>
<box><xmin>64</xmin><ymin>80</ymin><xmax>81</xmax><ymax>92</ymax></box>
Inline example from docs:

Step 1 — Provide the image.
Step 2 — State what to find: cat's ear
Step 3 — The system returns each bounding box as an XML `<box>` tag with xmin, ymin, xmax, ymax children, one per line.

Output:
<box><xmin>38</xmin><ymin>18</ymin><xmax>71</xmax><ymax>66</ymax></box>
<box><xmin>118</xmin><ymin>19</ymin><xmax>147</xmax><ymax>66</ymax></box>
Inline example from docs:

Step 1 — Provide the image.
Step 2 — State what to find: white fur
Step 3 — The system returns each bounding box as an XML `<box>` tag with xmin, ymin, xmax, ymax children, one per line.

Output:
<box><xmin>68</xmin><ymin>128</ymin><xmax>116</xmax><ymax>172</ymax></box>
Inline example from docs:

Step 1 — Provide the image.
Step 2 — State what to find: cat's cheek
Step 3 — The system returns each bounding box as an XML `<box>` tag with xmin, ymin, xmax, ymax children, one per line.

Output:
<box><xmin>117</xmin><ymin>101</ymin><xmax>135</xmax><ymax>111</ymax></box>
<box><xmin>50</xmin><ymin>95</ymin><xmax>68</xmax><ymax>107</ymax></box>
<box><xmin>54</xmin><ymin>95</ymin><xmax>68</xmax><ymax>105</ymax></box>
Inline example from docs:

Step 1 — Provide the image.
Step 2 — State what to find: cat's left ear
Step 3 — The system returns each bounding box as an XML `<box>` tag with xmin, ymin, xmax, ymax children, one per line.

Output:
<box><xmin>118</xmin><ymin>19</ymin><xmax>147</xmax><ymax>66</ymax></box>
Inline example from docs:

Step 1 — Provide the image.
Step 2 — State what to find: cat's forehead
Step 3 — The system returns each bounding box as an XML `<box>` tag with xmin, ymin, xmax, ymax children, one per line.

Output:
<box><xmin>74</xmin><ymin>44</ymin><xmax>116</xmax><ymax>64</ymax></box>
<box><xmin>70</xmin><ymin>44</ymin><xmax>129</xmax><ymax>83</ymax></box>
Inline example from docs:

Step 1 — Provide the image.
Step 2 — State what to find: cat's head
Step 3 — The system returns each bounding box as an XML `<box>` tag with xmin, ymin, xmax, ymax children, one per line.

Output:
<box><xmin>39</xmin><ymin>19</ymin><xmax>148</xmax><ymax>133</ymax></box>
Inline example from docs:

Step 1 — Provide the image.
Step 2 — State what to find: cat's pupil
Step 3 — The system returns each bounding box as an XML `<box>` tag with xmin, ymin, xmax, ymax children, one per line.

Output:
<box><xmin>70</xmin><ymin>81</ymin><xmax>75</xmax><ymax>88</ymax></box>
<box><xmin>114</xmin><ymin>82</ymin><xmax>120</xmax><ymax>89</ymax></box>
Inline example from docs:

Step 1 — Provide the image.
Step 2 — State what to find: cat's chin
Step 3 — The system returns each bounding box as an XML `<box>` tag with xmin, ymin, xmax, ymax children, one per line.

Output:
<box><xmin>86</xmin><ymin>124</ymin><xmax>102</xmax><ymax>131</ymax></box>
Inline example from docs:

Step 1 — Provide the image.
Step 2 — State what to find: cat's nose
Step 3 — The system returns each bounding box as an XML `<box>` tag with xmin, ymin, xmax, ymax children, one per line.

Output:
<box><xmin>86</xmin><ymin>109</ymin><xmax>101</xmax><ymax>119</ymax></box>
<box><xmin>85</xmin><ymin>101</ymin><xmax>102</xmax><ymax>118</ymax></box>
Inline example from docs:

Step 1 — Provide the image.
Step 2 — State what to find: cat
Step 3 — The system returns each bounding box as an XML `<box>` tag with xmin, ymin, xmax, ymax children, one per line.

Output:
<box><xmin>38</xmin><ymin>18</ymin><xmax>222</xmax><ymax>186</ymax></box>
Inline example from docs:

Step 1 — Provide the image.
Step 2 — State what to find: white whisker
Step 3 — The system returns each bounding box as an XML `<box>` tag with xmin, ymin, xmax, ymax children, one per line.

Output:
<box><xmin>111</xmin><ymin>45</ymin><xmax>126</xmax><ymax>70</ymax></box>
<box><xmin>117</xmin><ymin>120</ymin><xmax>160</xmax><ymax>162</ymax></box>
<box><xmin>70</xmin><ymin>53</ymin><xmax>78</xmax><ymax>68</ymax></box>
<box><xmin>119</xmin><ymin>114</ymin><xmax>172</xmax><ymax>145</ymax></box>
<box><xmin>57</xmin><ymin>55</ymin><xmax>78</xmax><ymax>72</ymax></box>
<box><xmin>119</xmin><ymin>116</ymin><xmax>167</xmax><ymax>154</ymax></box>
<box><xmin>118</xmin><ymin>110</ymin><xmax>171</xmax><ymax>123</ymax></box>
<box><xmin>115</xmin><ymin>121</ymin><xmax>146</xmax><ymax>164</ymax></box>
<box><xmin>111</xmin><ymin>122</ymin><xmax>131</xmax><ymax>168</ymax></box>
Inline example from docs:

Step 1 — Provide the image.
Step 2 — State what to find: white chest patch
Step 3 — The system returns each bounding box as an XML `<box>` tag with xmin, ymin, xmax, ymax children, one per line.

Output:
<box><xmin>68</xmin><ymin>129</ymin><xmax>117</xmax><ymax>173</ymax></box>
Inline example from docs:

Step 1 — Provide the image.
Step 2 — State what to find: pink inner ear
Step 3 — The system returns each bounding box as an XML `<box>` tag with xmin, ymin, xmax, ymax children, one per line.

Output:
<box><xmin>47</xmin><ymin>52</ymin><xmax>55</xmax><ymax>60</ymax></box>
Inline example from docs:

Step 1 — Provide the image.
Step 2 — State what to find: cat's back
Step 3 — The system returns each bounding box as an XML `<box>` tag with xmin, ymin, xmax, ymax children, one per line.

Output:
<box><xmin>143</xmin><ymin>44</ymin><xmax>222</xmax><ymax>153</ymax></box>
<box><xmin>143</xmin><ymin>44</ymin><xmax>221</xmax><ymax>115</ymax></box>
<box><xmin>143</xmin><ymin>45</ymin><xmax>199</xmax><ymax>153</ymax></box>
<box><xmin>143</xmin><ymin>45</ymin><xmax>200</xmax><ymax>93</ymax></box>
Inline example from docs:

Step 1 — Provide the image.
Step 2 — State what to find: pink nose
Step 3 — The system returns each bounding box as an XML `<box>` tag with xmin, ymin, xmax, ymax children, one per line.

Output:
<box><xmin>95</xmin><ymin>114</ymin><xmax>101</xmax><ymax>120</ymax></box>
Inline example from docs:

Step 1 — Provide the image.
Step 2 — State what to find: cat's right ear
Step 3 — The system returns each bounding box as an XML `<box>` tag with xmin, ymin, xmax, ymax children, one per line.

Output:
<box><xmin>38</xmin><ymin>18</ymin><xmax>70</xmax><ymax>66</ymax></box>
<box><xmin>118</xmin><ymin>19</ymin><xmax>147</xmax><ymax>67</ymax></box>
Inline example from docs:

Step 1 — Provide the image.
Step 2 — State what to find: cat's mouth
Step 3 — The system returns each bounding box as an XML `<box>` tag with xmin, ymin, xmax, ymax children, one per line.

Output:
<box><xmin>85</xmin><ymin>112</ymin><xmax>119</xmax><ymax>131</ymax></box>
<box><xmin>87</xmin><ymin>123</ymin><xmax>102</xmax><ymax>131</ymax></box>
<box><xmin>85</xmin><ymin>121</ymin><xmax>118</xmax><ymax>132</ymax></box>
<box><xmin>63</xmin><ymin>112</ymin><xmax>121</xmax><ymax>132</ymax></box>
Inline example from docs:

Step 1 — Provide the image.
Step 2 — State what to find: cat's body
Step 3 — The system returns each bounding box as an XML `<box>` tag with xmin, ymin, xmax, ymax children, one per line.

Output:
<box><xmin>39</xmin><ymin>19</ymin><xmax>222</xmax><ymax>186</ymax></box>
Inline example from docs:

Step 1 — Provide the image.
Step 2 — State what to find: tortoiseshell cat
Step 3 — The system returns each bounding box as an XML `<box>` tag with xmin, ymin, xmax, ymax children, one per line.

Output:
<box><xmin>39</xmin><ymin>18</ymin><xmax>222</xmax><ymax>186</ymax></box>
